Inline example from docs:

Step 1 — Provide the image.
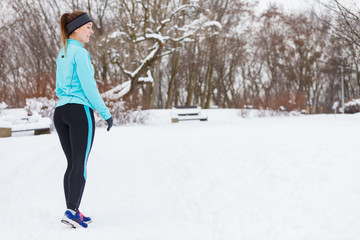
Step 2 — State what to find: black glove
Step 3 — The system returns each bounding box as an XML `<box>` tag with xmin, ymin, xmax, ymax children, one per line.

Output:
<box><xmin>106</xmin><ymin>117</ymin><xmax>113</xmax><ymax>131</ymax></box>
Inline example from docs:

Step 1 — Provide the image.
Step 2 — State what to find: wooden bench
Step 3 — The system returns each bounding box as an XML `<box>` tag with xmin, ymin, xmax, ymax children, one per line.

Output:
<box><xmin>0</xmin><ymin>116</ymin><xmax>51</xmax><ymax>137</ymax></box>
<box><xmin>171</xmin><ymin>106</ymin><xmax>208</xmax><ymax>123</ymax></box>
<box><xmin>0</xmin><ymin>120</ymin><xmax>12</xmax><ymax>137</ymax></box>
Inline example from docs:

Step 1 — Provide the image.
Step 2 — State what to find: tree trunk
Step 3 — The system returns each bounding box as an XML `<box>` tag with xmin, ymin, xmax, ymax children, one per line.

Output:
<box><xmin>205</xmin><ymin>63</ymin><xmax>214</xmax><ymax>109</ymax></box>
<box><xmin>186</xmin><ymin>72</ymin><xmax>197</xmax><ymax>106</ymax></box>
<box><xmin>166</xmin><ymin>52</ymin><xmax>180</xmax><ymax>108</ymax></box>
<box><xmin>149</xmin><ymin>58</ymin><xmax>161</xmax><ymax>109</ymax></box>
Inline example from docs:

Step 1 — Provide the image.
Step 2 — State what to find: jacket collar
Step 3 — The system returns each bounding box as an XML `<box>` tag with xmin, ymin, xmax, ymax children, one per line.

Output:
<box><xmin>68</xmin><ymin>39</ymin><xmax>83</xmax><ymax>47</ymax></box>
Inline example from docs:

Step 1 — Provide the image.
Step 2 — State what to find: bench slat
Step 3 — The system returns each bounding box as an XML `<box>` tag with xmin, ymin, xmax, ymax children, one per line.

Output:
<box><xmin>171</xmin><ymin>106</ymin><xmax>208</xmax><ymax>123</ymax></box>
<box><xmin>178</xmin><ymin>113</ymin><xmax>200</xmax><ymax>116</ymax></box>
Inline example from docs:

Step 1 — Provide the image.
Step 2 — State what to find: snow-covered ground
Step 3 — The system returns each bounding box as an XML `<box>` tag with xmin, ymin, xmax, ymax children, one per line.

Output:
<box><xmin>1</xmin><ymin>109</ymin><xmax>360</xmax><ymax>240</ymax></box>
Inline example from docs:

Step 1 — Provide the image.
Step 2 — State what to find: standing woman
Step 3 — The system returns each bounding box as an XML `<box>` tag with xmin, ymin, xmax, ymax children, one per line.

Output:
<box><xmin>54</xmin><ymin>11</ymin><xmax>113</xmax><ymax>229</ymax></box>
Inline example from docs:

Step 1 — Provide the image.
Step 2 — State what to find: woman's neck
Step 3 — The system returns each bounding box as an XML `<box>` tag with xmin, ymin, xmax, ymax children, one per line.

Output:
<box><xmin>69</xmin><ymin>36</ymin><xmax>83</xmax><ymax>45</ymax></box>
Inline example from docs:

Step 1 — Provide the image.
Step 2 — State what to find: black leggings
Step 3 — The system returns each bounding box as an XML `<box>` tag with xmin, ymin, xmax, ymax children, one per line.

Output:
<box><xmin>54</xmin><ymin>103</ymin><xmax>95</xmax><ymax>211</ymax></box>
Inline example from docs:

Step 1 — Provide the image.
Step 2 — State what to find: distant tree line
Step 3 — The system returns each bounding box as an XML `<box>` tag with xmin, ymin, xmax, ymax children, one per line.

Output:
<box><xmin>1</xmin><ymin>0</ymin><xmax>359</xmax><ymax>113</ymax></box>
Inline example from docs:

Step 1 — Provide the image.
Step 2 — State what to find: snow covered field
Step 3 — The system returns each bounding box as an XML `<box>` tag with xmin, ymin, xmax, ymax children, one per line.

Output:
<box><xmin>1</xmin><ymin>109</ymin><xmax>360</xmax><ymax>240</ymax></box>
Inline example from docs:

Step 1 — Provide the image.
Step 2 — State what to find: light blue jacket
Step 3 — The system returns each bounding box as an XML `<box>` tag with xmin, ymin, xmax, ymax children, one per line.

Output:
<box><xmin>56</xmin><ymin>39</ymin><xmax>111</xmax><ymax>120</ymax></box>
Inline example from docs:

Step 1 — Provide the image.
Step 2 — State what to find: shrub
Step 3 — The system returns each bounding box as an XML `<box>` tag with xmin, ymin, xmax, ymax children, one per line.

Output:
<box><xmin>0</xmin><ymin>102</ymin><xmax>7</xmax><ymax>113</ymax></box>
<box><xmin>344</xmin><ymin>99</ymin><xmax>360</xmax><ymax>114</ymax></box>
<box><xmin>24</xmin><ymin>97</ymin><xmax>148</xmax><ymax>126</ymax></box>
<box><xmin>25</xmin><ymin>97</ymin><xmax>56</xmax><ymax>119</ymax></box>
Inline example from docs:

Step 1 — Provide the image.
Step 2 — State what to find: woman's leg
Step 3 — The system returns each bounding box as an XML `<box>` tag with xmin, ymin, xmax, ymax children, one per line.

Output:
<box><xmin>67</xmin><ymin>105</ymin><xmax>95</xmax><ymax>211</ymax></box>
<box><xmin>54</xmin><ymin>106</ymin><xmax>72</xmax><ymax>205</ymax></box>
<box><xmin>55</xmin><ymin>104</ymin><xmax>95</xmax><ymax>211</ymax></box>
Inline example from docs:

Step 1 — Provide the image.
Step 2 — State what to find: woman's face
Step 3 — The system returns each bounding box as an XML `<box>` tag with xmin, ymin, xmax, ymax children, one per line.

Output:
<box><xmin>72</xmin><ymin>22</ymin><xmax>94</xmax><ymax>44</ymax></box>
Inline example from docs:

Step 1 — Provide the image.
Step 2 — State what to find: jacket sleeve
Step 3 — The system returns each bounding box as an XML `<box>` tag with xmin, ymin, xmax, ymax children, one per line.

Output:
<box><xmin>74</xmin><ymin>48</ymin><xmax>111</xmax><ymax>120</ymax></box>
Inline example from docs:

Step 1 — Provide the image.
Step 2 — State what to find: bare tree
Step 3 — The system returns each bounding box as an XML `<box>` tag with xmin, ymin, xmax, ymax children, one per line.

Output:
<box><xmin>314</xmin><ymin>0</ymin><xmax>360</xmax><ymax>110</ymax></box>
<box><xmin>106</xmin><ymin>0</ymin><xmax>200</xmax><ymax>108</ymax></box>
<box><xmin>315</xmin><ymin>0</ymin><xmax>360</xmax><ymax>47</ymax></box>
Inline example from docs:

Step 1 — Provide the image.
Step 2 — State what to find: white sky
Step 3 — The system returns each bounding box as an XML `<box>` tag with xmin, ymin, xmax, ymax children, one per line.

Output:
<box><xmin>257</xmin><ymin>0</ymin><xmax>360</xmax><ymax>12</ymax></box>
<box><xmin>257</xmin><ymin>0</ymin><xmax>317</xmax><ymax>12</ymax></box>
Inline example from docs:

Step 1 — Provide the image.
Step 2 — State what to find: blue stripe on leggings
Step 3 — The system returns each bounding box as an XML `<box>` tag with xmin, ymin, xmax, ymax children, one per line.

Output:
<box><xmin>84</xmin><ymin>106</ymin><xmax>93</xmax><ymax>180</ymax></box>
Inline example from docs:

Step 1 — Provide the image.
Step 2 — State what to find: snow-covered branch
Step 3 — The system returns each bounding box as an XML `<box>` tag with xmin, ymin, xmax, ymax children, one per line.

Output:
<box><xmin>170</xmin><ymin>4</ymin><xmax>199</xmax><ymax>20</ymax></box>
<box><xmin>130</xmin><ymin>42</ymin><xmax>161</xmax><ymax>79</ymax></box>
<box><xmin>168</xmin><ymin>34</ymin><xmax>193</xmax><ymax>43</ymax></box>
<box><xmin>134</xmin><ymin>33</ymin><xmax>165</xmax><ymax>45</ymax></box>
<box><xmin>102</xmin><ymin>81</ymin><xmax>131</xmax><ymax>100</ymax></box>
<box><xmin>156</xmin><ymin>4</ymin><xmax>199</xmax><ymax>33</ymax></box>
<box><xmin>203</xmin><ymin>21</ymin><xmax>222</xmax><ymax>30</ymax></box>
<box><xmin>161</xmin><ymin>47</ymin><xmax>180</xmax><ymax>57</ymax></box>
<box><xmin>105</xmin><ymin>2</ymin><xmax>203</xmax><ymax>100</ymax></box>
<box><xmin>138</xmin><ymin>70</ymin><xmax>153</xmax><ymax>83</ymax></box>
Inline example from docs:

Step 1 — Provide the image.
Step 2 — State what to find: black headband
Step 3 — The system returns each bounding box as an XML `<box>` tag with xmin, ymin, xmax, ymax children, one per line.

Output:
<box><xmin>66</xmin><ymin>13</ymin><xmax>92</xmax><ymax>35</ymax></box>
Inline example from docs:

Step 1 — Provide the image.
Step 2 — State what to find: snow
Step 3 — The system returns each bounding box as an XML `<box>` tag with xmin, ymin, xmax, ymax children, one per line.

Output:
<box><xmin>138</xmin><ymin>70</ymin><xmax>154</xmax><ymax>83</ymax></box>
<box><xmin>0</xmin><ymin>108</ymin><xmax>28</xmax><ymax>119</ymax></box>
<box><xmin>134</xmin><ymin>34</ymin><xmax>166</xmax><ymax>44</ymax></box>
<box><xmin>134</xmin><ymin>36</ymin><xmax>145</xmax><ymax>42</ymax></box>
<box><xmin>0</xmin><ymin>108</ymin><xmax>52</xmax><ymax>132</ymax></box>
<box><xmin>145</xmin><ymin>33</ymin><xmax>165</xmax><ymax>44</ymax></box>
<box><xmin>0</xmin><ymin>120</ymin><xmax>11</xmax><ymax>128</ymax></box>
<box><xmin>160</xmin><ymin>18</ymin><xmax>171</xmax><ymax>25</ymax></box>
<box><xmin>11</xmin><ymin>117</ymin><xmax>52</xmax><ymax>132</ymax></box>
<box><xmin>345</xmin><ymin>98</ymin><xmax>360</xmax><ymax>107</ymax></box>
<box><xmin>0</xmin><ymin>102</ymin><xmax>7</xmax><ymax>111</ymax></box>
<box><xmin>102</xmin><ymin>81</ymin><xmax>131</xmax><ymax>100</ymax></box>
<box><xmin>1</xmin><ymin>109</ymin><xmax>360</xmax><ymax>239</ymax></box>
<box><xmin>108</xmin><ymin>31</ymin><xmax>127</xmax><ymax>40</ymax></box>
<box><xmin>203</xmin><ymin>21</ymin><xmax>222</xmax><ymax>29</ymax></box>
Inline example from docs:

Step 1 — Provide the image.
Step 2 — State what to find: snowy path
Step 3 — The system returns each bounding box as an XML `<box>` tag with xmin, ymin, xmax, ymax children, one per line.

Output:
<box><xmin>1</xmin><ymin>110</ymin><xmax>360</xmax><ymax>240</ymax></box>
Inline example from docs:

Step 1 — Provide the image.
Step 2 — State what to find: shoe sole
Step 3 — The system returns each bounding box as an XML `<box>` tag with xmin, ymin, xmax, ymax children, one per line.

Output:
<box><xmin>61</xmin><ymin>219</ymin><xmax>76</xmax><ymax>229</ymax></box>
<box><xmin>61</xmin><ymin>216</ymin><xmax>87</xmax><ymax>228</ymax></box>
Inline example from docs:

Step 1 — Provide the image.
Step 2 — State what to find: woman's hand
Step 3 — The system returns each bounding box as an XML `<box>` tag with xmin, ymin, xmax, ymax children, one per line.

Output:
<box><xmin>106</xmin><ymin>117</ymin><xmax>113</xmax><ymax>131</ymax></box>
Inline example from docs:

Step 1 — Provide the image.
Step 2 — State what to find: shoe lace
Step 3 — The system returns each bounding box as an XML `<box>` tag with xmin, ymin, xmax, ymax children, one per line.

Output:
<box><xmin>77</xmin><ymin>211</ymin><xmax>85</xmax><ymax>220</ymax></box>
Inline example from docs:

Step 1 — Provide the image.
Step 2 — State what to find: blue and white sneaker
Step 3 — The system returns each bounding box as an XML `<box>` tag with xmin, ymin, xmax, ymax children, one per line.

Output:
<box><xmin>61</xmin><ymin>210</ymin><xmax>88</xmax><ymax>228</ymax></box>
